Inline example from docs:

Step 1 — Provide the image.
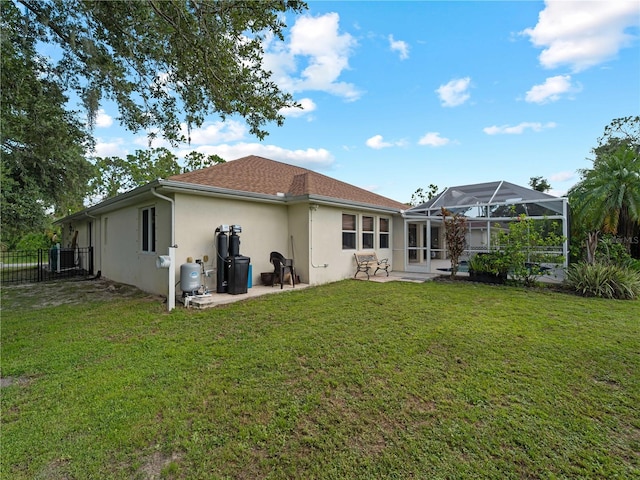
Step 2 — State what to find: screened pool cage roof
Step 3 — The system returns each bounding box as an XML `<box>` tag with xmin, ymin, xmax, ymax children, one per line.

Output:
<box><xmin>406</xmin><ymin>181</ymin><xmax>566</xmax><ymax>219</ymax></box>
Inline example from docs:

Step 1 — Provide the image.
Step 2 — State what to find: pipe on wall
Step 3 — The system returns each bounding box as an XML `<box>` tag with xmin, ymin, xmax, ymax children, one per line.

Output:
<box><xmin>151</xmin><ymin>187</ymin><xmax>177</xmax><ymax>311</ymax></box>
<box><xmin>151</xmin><ymin>187</ymin><xmax>176</xmax><ymax>247</ymax></box>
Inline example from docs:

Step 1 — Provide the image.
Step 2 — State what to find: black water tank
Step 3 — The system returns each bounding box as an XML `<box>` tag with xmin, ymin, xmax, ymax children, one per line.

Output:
<box><xmin>226</xmin><ymin>255</ymin><xmax>250</xmax><ymax>295</ymax></box>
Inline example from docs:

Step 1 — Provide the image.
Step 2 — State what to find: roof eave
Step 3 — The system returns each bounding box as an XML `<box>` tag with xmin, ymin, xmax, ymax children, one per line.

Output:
<box><xmin>302</xmin><ymin>194</ymin><xmax>404</xmax><ymax>214</ymax></box>
<box><xmin>55</xmin><ymin>179</ymin><xmax>404</xmax><ymax>225</ymax></box>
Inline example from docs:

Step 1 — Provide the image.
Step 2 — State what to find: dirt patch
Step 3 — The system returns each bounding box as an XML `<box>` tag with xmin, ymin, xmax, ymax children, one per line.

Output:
<box><xmin>140</xmin><ymin>450</ymin><xmax>183</xmax><ymax>479</ymax></box>
<box><xmin>0</xmin><ymin>277</ymin><xmax>161</xmax><ymax>310</ymax></box>
<box><xmin>0</xmin><ymin>376</ymin><xmax>30</xmax><ymax>388</ymax></box>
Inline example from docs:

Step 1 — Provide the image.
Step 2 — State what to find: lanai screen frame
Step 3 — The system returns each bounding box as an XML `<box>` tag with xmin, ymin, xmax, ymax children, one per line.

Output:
<box><xmin>402</xmin><ymin>181</ymin><xmax>569</xmax><ymax>273</ymax></box>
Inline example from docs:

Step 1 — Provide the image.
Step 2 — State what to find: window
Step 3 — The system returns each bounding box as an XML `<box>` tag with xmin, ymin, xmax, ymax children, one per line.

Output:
<box><xmin>362</xmin><ymin>216</ymin><xmax>374</xmax><ymax>249</ymax></box>
<box><xmin>141</xmin><ymin>206</ymin><xmax>156</xmax><ymax>253</ymax></box>
<box><xmin>342</xmin><ymin>214</ymin><xmax>356</xmax><ymax>249</ymax></box>
<box><xmin>379</xmin><ymin>218</ymin><xmax>390</xmax><ymax>248</ymax></box>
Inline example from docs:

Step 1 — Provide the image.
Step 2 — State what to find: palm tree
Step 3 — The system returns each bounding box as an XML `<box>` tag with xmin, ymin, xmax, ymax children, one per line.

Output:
<box><xmin>569</xmin><ymin>144</ymin><xmax>640</xmax><ymax>258</ymax></box>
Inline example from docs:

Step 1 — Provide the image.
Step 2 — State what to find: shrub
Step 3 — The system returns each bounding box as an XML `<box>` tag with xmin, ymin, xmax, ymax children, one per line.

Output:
<box><xmin>566</xmin><ymin>262</ymin><xmax>640</xmax><ymax>300</ymax></box>
<box><xmin>597</xmin><ymin>234</ymin><xmax>637</xmax><ymax>267</ymax></box>
<box><xmin>495</xmin><ymin>214</ymin><xmax>565</xmax><ymax>286</ymax></box>
<box><xmin>442</xmin><ymin>208</ymin><xmax>468</xmax><ymax>278</ymax></box>
<box><xmin>469</xmin><ymin>251</ymin><xmax>509</xmax><ymax>276</ymax></box>
<box><xmin>15</xmin><ymin>233</ymin><xmax>51</xmax><ymax>251</ymax></box>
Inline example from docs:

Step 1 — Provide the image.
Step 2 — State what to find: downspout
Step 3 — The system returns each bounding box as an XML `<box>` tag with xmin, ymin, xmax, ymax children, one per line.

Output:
<box><xmin>152</xmin><ymin>187</ymin><xmax>176</xmax><ymax>311</ymax></box>
<box><xmin>151</xmin><ymin>187</ymin><xmax>175</xmax><ymax>246</ymax></box>
<box><xmin>309</xmin><ymin>204</ymin><xmax>328</xmax><ymax>268</ymax></box>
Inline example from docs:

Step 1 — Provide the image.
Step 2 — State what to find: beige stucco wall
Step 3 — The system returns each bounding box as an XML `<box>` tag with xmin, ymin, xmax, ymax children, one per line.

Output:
<box><xmin>287</xmin><ymin>203</ymin><xmax>310</xmax><ymax>283</ymax></box>
<box><xmin>306</xmin><ymin>204</ymin><xmax>398</xmax><ymax>284</ymax></box>
<box><xmin>94</xmin><ymin>200</ymin><xmax>172</xmax><ymax>294</ymax></box>
<box><xmin>59</xmin><ymin>192</ymin><xmax>405</xmax><ymax>297</ymax></box>
<box><xmin>392</xmin><ymin>214</ymin><xmax>405</xmax><ymax>271</ymax></box>
<box><xmin>171</xmin><ymin>197</ymin><xmax>400</xmax><ymax>291</ymax></box>
<box><xmin>170</xmin><ymin>193</ymin><xmax>292</xmax><ymax>293</ymax></box>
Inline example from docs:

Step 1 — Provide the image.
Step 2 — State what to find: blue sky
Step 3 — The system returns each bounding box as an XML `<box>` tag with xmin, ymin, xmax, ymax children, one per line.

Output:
<box><xmin>90</xmin><ymin>0</ymin><xmax>640</xmax><ymax>203</ymax></box>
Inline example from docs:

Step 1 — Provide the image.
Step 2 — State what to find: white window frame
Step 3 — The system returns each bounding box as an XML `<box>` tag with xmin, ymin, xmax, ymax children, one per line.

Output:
<box><xmin>362</xmin><ymin>215</ymin><xmax>375</xmax><ymax>249</ymax></box>
<box><xmin>342</xmin><ymin>213</ymin><xmax>357</xmax><ymax>250</ymax></box>
<box><xmin>379</xmin><ymin>217</ymin><xmax>390</xmax><ymax>249</ymax></box>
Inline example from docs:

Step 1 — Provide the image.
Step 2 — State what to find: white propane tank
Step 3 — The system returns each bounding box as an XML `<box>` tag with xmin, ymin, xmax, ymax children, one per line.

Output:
<box><xmin>180</xmin><ymin>262</ymin><xmax>201</xmax><ymax>294</ymax></box>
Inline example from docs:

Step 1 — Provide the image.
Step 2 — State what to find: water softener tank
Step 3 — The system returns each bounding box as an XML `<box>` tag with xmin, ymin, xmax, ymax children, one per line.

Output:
<box><xmin>180</xmin><ymin>262</ymin><xmax>201</xmax><ymax>295</ymax></box>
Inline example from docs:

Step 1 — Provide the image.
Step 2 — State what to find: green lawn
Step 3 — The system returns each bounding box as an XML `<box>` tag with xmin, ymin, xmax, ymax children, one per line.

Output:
<box><xmin>1</xmin><ymin>280</ymin><xmax>639</xmax><ymax>479</ymax></box>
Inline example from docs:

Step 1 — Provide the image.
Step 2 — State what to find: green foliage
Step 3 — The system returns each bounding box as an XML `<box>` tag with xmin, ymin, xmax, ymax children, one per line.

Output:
<box><xmin>89</xmin><ymin>148</ymin><xmax>181</xmax><ymax>202</ymax></box>
<box><xmin>596</xmin><ymin>234</ymin><xmax>637</xmax><ymax>267</ymax></box>
<box><xmin>14</xmin><ymin>233</ymin><xmax>51</xmax><ymax>252</ymax></box>
<box><xmin>409</xmin><ymin>184</ymin><xmax>439</xmax><ymax>206</ymax></box>
<box><xmin>1</xmin><ymin>1</ymin><xmax>94</xmax><ymax>246</ymax></box>
<box><xmin>570</xmin><ymin>117</ymin><xmax>640</xmax><ymax>257</ymax></box>
<box><xmin>494</xmin><ymin>214</ymin><xmax>565</xmax><ymax>286</ymax></box>
<box><xmin>528</xmin><ymin>176</ymin><xmax>551</xmax><ymax>192</ymax></box>
<box><xmin>594</xmin><ymin>115</ymin><xmax>640</xmax><ymax>158</ymax></box>
<box><xmin>18</xmin><ymin>0</ymin><xmax>308</xmax><ymax>142</ymax></box>
<box><xmin>468</xmin><ymin>251</ymin><xmax>509</xmax><ymax>277</ymax></box>
<box><xmin>566</xmin><ymin>262</ymin><xmax>640</xmax><ymax>300</ymax></box>
<box><xmin>441</xmin><ymin>208</ymin><xmax>467</xmax><ymax>278</ymax></box>
<box><xmin>2</xmin><ymin>0</ymin><xmax>308</xmax><ymax>245</ymax></box>
<box><xmin>182</xmin><ymin>151</ymin><xmax>226</xmax><ymax>172</ymax></box>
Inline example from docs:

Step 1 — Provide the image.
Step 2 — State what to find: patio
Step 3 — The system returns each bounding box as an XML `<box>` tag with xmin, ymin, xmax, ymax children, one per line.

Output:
<box><xmin>184</xmin><ymin>270</ymin><xmax>443</xmax><ymax>309</ymax></box>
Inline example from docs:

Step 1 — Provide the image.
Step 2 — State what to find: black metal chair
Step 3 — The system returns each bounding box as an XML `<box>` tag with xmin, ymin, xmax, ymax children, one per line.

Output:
<box><xmin>269</xmin><ymin>251</ymin><xmax>296</xmax><ymax>289</ymax></box>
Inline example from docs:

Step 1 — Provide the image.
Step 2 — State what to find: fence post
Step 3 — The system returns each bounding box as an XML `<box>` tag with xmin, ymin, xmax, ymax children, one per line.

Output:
<box><xmin>38</xmin><ymin>249</ymin><xmax>42</xmax><ymax>282</ymax></box>
<box><xmin>56</xmin><ymin>243</ymin><xmax>61</xmax><ymax>273</ymax></box>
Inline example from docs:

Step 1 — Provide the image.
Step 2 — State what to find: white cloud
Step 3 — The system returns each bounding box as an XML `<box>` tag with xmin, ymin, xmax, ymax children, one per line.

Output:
<box><xmin>483</xmin><ymin>122</ymin><xmax>557</xmax><ymax>135</ymax></box>
<box><xmin>133</xmin><ymin>133</ymin><xmax>166</xmax><ymax>149</ymax></box>
<box><xmin>91</xmin><ymin>138</ymin><xmax>129</xmax><ymax>158</ymax></box>
<box><xmin>191</xmin><ymin>142</ymin><xmax>335</xmax><ymax>169</ymax></box>
<box><xmin>183</xmin><ymin>120</ymin><xmax>246</xmax><ymax>145</ymax></box>
<box><xmin>279</xmin><ymin>97</ymin><xmax>317</xmax><ymax>118</ymax></box>
<box><xmin>548</xmin><ymin>188</ymin><xmax>567</xmax><ymax>198</ymax></box>
<box><xmin>418</xmin><ymin>132</ymin><xmax>450</xmax><ymax>147</ymax></box>
<box><xmin>365</xmin><ymin>134</ymin><xmax>406</xmax><ymax>149</ymax></box>
<box><xmin>366</xmin><ymin>135</ymin><xmax>392</xmax><ymax>149</ymax></box>
<box><xmin>263</xmin><ymin>13</ymin><xmax>362</xmax><ymax>101</ymax></box>
<box><xmin>525</xmin><ymin>75</ymin><xmax>580</xmax><ymax>103</ymax></box>
<box><xmin>436</xmin><ymin>77</ymin><xmax>471</xmax><ymax>107</ymax></box>
<box><xmin>95</xmin><ymin>109</ymin><xmax>113</xmax><ymax>128</ymax></box>
<box><xmin>521</xmin><ymin>0</ymin><xmax>639</xmax><ymax>72</ymax></box>
<box><xmin>550</xmin><ymin>171</ymin><xmax>576</xmax><ymax>182</ymax></box>
<box><xmin>389</xmin><ymin>34</ymin><xmax>409</xmax><ymax>60</ymax></box>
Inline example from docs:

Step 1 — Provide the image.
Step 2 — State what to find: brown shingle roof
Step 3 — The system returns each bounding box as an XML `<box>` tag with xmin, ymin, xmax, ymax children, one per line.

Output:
<box><xmin>169</xmin><ymin>156</ymin><xmax>406</xmax><ymax>210</ymax></box>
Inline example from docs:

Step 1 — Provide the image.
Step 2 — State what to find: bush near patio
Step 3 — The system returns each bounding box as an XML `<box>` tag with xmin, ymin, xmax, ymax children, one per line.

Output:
<box><xmin>495</xmin><ymin>214</ymin><xmax>565</xmax><ymax>287</ymax></box>
<box><xmin>467</xmin><ymin>214</ymin><xmax>564</xmax><ymax>287</ymax></box>
<box><xmin>468</xmin><ymin>251</ymin><xmax>509</xmax><ymax>284</ymax></box>
<box><xmin>2</xmin><ymin>280</ymin><xmax>639</xmax><ymax>479</ymax></box>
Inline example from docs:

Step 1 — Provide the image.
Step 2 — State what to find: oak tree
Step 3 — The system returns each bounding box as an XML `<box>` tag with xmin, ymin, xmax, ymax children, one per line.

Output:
<box><xmin>18</xmin><ymin>0</ymin><xmax>308</xmax><ymax>142</ymax></box>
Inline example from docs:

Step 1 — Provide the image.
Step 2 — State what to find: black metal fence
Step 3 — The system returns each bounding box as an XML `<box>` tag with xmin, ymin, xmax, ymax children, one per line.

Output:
<box><xmin>0</xmin><ymin>247</ymin><xmax>94</xmax><ymax>285</ymax></box>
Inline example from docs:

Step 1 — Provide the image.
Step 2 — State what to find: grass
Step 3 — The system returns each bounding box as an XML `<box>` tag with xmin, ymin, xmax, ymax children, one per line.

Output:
<box><xmin>1</xmin><ymin>280</ymin><xmax>639</xmax><ymax>479</ymax></box>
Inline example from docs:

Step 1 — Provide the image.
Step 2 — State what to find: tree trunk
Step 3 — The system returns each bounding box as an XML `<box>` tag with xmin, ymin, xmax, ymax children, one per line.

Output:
<box><xmin>586</xmin><ymin>231</ymin><xmax>599</xmax><ymax>264</ymax></box>
<box><xmin>618</xmin><ymin>205</ymin><xmax>635</xmax><ymax>254</ymax></box>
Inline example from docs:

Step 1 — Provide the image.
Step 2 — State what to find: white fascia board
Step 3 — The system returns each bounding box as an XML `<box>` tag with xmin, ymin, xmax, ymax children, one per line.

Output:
<box><xmin>303</xmin><ymin>194</ymin><xmax>404</xmax><ymax>215</ymax></box>
<box><xmin>55</xmin><ymin>179</ymin><xmax>405</xmax><ymax>223</ymax></box>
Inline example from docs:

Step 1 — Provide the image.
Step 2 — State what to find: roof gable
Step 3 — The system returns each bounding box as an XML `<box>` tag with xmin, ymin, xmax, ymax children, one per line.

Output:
<box><xmin>169</xmin><ymin>156</ymin><xmax>406</xmax><ymax>210</ymax></box>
